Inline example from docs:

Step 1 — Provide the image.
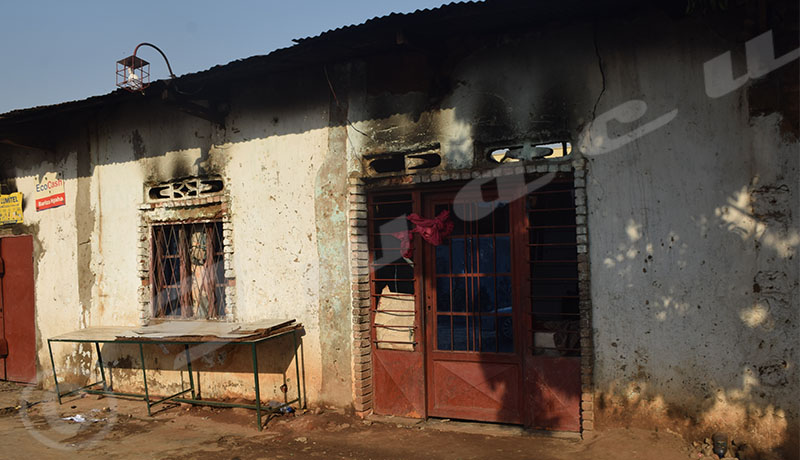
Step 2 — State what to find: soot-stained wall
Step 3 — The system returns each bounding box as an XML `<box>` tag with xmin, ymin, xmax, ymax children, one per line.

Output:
<box><xmin>0</xmin><ymin>69</ymin><xmax>354</xmax><ymax>407</ymax></box>
<box><xmin>344</xmin><ymin>9</ymin><xmax>798</xmax><ymax>453</ymax></box>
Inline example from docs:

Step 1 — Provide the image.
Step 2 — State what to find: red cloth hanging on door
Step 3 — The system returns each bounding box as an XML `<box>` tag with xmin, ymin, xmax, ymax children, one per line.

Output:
<box><xmin>408</xmin><ymin>210</ymin><xmax>455</xmax><ymax>246</ymax></box>
<box><xmin>391</xmin><ymin>210</ymin><xmax>454</xmax><ymax>258</ymax></box>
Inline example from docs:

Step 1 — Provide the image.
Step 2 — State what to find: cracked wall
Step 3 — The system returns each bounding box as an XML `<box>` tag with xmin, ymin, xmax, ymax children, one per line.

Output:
<box><xmin>583</xmin><ymin>12</ymin><xmax>799</xmax><ymax>456</ymax></box>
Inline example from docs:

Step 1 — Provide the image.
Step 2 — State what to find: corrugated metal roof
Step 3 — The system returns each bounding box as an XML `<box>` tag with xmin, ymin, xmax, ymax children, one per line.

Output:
<box><xmin>291</xmin><ymin>1</ymin><xmax>477</xmax><ymax>43</ymax></box>
<box><xmin>0</xmin><ymin>0</ymin><xmax>643</xmax><ymax>126</ymax></box>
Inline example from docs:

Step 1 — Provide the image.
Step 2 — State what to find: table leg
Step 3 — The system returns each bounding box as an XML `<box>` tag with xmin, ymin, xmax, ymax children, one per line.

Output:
<box><xmin>252</xmin><ymin>342</ymin><xmax>262</xmax><ymax>431</ymax></box>
<box><xmin>47</xmin><ymin>340</ymin><xmax>62</xmax><ymax>404</ymax></box>
<box><xmin>95</xmin><ymin>342</ymin><xmax>107</xmax><ymax>391</ymax></box>
<box><xmin>139</xmin><ymin>343</ymin><xmax>151</xmax><ymax>416</ymax></box>
<box><xmin>184</xmin><ymin>344</ymin><xmax>196</xmax><ymax>399</ymax></box>
<box><xmin>293</xmin><ymin>331</ymin><xmax>302</xmax><ymax>409</ymax></box>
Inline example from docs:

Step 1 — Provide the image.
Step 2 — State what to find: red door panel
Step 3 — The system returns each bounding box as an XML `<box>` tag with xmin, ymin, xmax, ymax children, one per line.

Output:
<box><xmin>429</xmin><ymin>359</ymin><xmax>521</xmax><ymax>423</ymax></box>
<box><xmin>373</xmin><ymin>349</ymin><xmax>426</xmax><ymax>418</ymax></box>
<box><xmin>525</xmin><ymin>356</ymin><xmax>581</xmax><ymax>431</ymax></box>
<box><xmin>1</xmin><ymin>236</ymin><xmax>36</xmax><ymax>383</ymax></box>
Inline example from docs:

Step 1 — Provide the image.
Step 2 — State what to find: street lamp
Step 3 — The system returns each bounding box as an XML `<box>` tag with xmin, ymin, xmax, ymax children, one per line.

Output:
<box><xmin>116</xmin><ymin>43</ymin><xmax>176</xmax><ymax>92</ymax></box>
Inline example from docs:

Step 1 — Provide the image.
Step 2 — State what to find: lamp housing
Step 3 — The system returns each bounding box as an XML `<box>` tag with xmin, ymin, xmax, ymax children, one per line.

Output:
<box><xmin>116</xmin><ymin>55</ymin><xmax>150</xmax><ymax>92</ymax></box>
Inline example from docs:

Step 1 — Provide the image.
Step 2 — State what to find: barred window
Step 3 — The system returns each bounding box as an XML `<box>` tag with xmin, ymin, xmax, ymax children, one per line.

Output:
<box><xmin>151</xmin><ymin>221</ymin><xmax>226</xmax><ymax>319</ymax></box>
<box><xmin>527</xmin><ymin>176</ymin><xmax>580</xmax><ymax>356</ymax></box>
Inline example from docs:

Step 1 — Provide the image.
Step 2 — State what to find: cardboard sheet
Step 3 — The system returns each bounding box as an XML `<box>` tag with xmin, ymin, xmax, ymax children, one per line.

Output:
<box><xmin>50</xmin><ymin>319</ymin><xmax>296</xmax><ymax>342</ymax></box>
<box><xmin>50</xmin><ymin>326</ymin><xmax>137</xmax><ymax>342</ymax></box>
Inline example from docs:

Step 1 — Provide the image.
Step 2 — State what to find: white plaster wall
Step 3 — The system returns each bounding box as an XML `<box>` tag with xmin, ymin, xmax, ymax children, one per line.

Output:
<box><xmin>225</xmin><ymin>131</ymin><xmax>326</xmax><ymax>401</ymax></box>
<box><xmin>0</xmin><ymin>147</ymin><xmax>84</xmax><ymax>382</ymax></box>
<box><xmin>89</xmin><ymin>123</ymin><xmax>147</xmax><ymax>327</ymax></box>
<box><xmin>62</xmin><ymin>91</ymin><xmax>334</xmax><ymax>403</ymax></box>
<box><xmin>30</xmin><ymin>158</ymin><xmax>84</xmax><ymax>379</ymax></box>
<box><xmin>5</xmin><ymin>74</ymin><xmax>337</xmax><ymax>406</ymax></box>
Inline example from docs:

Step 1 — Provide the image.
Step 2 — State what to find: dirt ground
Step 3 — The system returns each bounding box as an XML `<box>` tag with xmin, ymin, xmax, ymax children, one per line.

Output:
<box><xmin>0</xmin><ymin>381</ymin><xmax>695</xmax><ymax>460</ymax></box>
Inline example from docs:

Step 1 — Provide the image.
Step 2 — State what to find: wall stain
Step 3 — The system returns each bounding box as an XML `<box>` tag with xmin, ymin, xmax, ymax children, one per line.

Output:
<box><xmin>131</xmin><ymin>130</ymin><xmax>147</xmax><ymax>160</ymax></box>
<box><xmin>73</xmin><ymin>121</ymin><xmax>97</xmax><ymax>376</ymax></box>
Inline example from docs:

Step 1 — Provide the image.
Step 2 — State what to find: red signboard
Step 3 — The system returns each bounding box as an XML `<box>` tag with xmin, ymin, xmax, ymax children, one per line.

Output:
<box><xmin>35</xmin><ymin>192</ymin><xmax>65</xmax><ymax>211</ymax></box>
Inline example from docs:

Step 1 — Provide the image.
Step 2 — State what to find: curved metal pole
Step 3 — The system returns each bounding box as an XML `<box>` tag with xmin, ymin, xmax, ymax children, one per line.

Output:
<box><xmin>132</xmin><ymin>42</ymin><xmax>176</xmax><ymax>79</ymax></box>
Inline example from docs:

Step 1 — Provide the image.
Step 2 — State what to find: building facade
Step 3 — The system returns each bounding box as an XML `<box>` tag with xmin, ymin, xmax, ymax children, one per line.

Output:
<box><xmin>0</xmin><ymin>1</ymin><xmax>796</xmax><ymax>456</ymax></box>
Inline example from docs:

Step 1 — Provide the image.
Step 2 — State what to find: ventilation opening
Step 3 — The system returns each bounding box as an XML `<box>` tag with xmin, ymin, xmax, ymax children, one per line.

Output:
<box><xmin>370</xmin><ymin>155</ymin><xmax>406</xmax><ymax>173</ymax></box>
<box><xmin>533</xmin><ymin>141</ymin><xmax>572</xmax><ymax>159</ymax></box>
<box><xmin>407</xmin><ymin>153</ymin><xmax>442</xmax><ymax>170</ymax></box>
<box><xmin>147</xmin><ymin>176</ymin><xmax>225</xmax><ymax>201</ymax></box>
<box><xmin>487</xmin><ymin>142</ymin><xmax>572</xmax><ymax>164</ymax></box>
<box><xmin>200</xmin><ymin>179</ymin><xmax>224</xmax><ymax>194</ymax></box>
<box><xmin>488</xmin><ymin>146</ymin><xmax>523</xmax><ymax>164</ymax></box>
<box><xmin>149</xmin><ymin>185</ymin><xmax>170</xmax><ymax>201</ymax></box>
<box><xmin>368</xmin><ymin>148</ymin><xmax>442</xmax><ymax>174</ymax></box>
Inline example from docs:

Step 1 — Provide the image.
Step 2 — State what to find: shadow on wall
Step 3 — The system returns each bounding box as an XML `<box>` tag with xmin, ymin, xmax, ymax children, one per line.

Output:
<box><xmin>592</xmin><ymin>177</ymin><xmax>798</xmax><ymax>458</ymax></box>
<box><xmin>0</xmin><ymin>4</ymin><xmax>795</xmax><ymax>457</ymax></box>
<box><xmin>0</xmin><ymin>66</ymin><xmax>334</xmax><ymax>185</ymax></box>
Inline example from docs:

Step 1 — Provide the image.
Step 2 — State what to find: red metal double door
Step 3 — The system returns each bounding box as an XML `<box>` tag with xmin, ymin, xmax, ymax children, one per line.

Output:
<box><xmin>0</xmin><ymin>235</ymin><xmax>36</xmax><ymax>383</ymax></box>
<box><xmin>371</xmin><ymin>188</ymin><xmax>580</xmax><ymax>430</ymax></box>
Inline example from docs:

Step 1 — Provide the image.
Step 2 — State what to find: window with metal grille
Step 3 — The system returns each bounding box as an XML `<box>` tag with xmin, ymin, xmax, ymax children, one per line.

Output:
<box><xmin>368</xmin><ymin>193</ymin><xmax>417</xmax><ymax>351</ymax></box>
<box><xmin>150</xmin><ymin>221</ymin><xmax>226</xmax><ymax>319</ymax></box>
<box><xmin>527</xmin><ymin>175</ymin><xmax>580</xmax><ymax>356</ymax></box>
<box><xmin>433</xmin><ymin>199</ymin><xmax>514</xmax><ymax>353</ymax></box>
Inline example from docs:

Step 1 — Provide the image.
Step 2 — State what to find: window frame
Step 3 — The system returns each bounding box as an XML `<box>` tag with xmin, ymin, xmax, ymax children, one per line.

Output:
<box><xmin>366</xmin><ymin>173</ymin><xmax>580</xmax><ymax>357</ymax></box>
<box><xmin>150</xmin><ymin>220</ymin><xmax>227</xmax><ymax>320</ymax></box>
<box><xmin>137</xmin><ymin>180</ymin><xmax>232</xmax><ymax>324</ymax></box>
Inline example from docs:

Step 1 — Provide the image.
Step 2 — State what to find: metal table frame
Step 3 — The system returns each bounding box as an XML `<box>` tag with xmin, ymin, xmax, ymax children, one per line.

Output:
<box><xmin>47</xmin><ymin>327</ymin><xmax>304</xmax><ymax>430</ymax></box>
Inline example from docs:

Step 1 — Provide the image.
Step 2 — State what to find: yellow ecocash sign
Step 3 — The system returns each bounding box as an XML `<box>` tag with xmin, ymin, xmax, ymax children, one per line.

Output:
<box><xmin>0</xmin><ymin>192</ymin><xmax>23</xmax><ymax>225</ymax></box>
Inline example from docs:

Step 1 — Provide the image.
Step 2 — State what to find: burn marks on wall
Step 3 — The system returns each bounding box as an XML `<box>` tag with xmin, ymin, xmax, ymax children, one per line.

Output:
<box><xmin>131</xmin><ymin>130</ymin><xmax>147</xmax><ymax>160</ymax></box>
<box><xmin>366</xmin><ymin>52</ymin><xmax>431</xmax><ymax>96</ymax></box>
<box><xmin>353</xmin><ymin>28</ymin><xmax>590</xmax><ymax>182</ymax></box>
